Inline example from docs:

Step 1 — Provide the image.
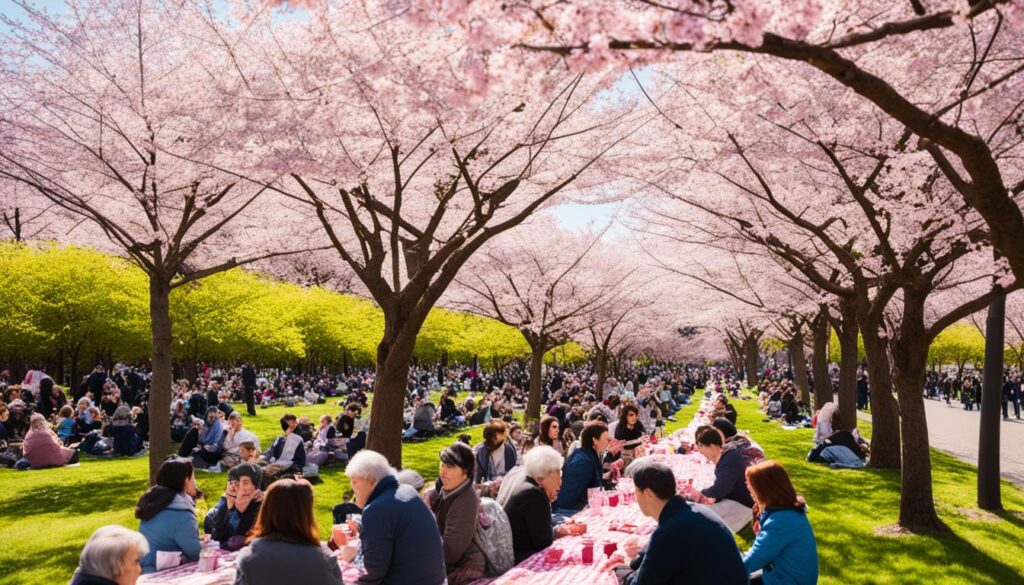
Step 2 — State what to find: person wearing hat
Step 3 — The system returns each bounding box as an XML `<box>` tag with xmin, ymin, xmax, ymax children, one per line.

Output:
<box><xmin>425</xmin><ymin>442</ymin><xmax>485</xmax><ymax>585</ymax></box>
<box><xmin>204</xmin><ymin>463</ymin><xmax>263</xmax><ymax>550</ymax></box>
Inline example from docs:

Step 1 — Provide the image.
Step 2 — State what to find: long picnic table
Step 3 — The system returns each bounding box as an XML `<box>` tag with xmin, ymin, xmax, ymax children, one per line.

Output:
<box><xmin>141</xmin><ymin>401</ymin><xmax>724</xmax><ymax>585</ymax></box>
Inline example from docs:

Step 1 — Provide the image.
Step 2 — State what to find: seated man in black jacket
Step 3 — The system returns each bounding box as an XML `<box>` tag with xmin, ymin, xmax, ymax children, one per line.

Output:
<box><xmin>688</xmin><ymin>426</ymin><xmax>754</xmax><ymax>533</ymax></box>
<box><xmin>608</xmin><ymin>460</ymin><xmax>748</xmax><ymax>585</ymax></box>
<box><xmin>204</xmin><ymin>463</ymin><xmax>263</xmax><ymax>550</ymax></box>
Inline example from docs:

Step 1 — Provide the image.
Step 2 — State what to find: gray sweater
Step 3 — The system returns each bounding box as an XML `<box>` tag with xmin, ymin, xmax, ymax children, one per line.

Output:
<box><xmin>233</xmin><ymin>538</ymin><xmax>343</xmax><ymax>585</ymax></box>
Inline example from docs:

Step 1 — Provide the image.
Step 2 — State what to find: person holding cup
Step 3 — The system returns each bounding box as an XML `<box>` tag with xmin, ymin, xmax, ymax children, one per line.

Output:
<box><xmin>553</xmin><ymin>421</ymin><xmax>614</xmax><ymax>515</ymax></box>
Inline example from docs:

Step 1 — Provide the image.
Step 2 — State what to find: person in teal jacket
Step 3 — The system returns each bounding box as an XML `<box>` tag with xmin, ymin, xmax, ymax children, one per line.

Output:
<box><xmin>135</xmin><ymin>457</ymin><xmax>203</xmax><ymax>574</ymax></box>
<box><xmin>742</xmin><ymin>461</ymin><xmax>818</xmax><ymax>585</ymax></box>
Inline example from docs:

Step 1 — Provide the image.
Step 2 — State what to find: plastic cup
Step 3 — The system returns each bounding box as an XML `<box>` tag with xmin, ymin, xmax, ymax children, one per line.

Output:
<box><xmin>581</xmin><ymin>540</ymin><xmax>594</xmax><ymax>565</ymax></box>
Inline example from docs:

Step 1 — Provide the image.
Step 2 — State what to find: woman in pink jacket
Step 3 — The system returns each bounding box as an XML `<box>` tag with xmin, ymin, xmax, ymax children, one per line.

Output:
<box><xmin>23</xmin><ymin>413</ymin><xmax>78</xmax><ymax>468</ymax></box>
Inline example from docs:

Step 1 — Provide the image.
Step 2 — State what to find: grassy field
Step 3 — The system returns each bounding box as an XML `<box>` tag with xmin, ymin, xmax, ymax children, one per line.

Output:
<box><xmin>728</xmin><ymin>395</ymin><xmax>1024</xmax><ymax>585</ymax></box>
<box><xmin>0</xmin><ymin>397</ymin><xmax>1021</xmax><ymax>584</ymax></box>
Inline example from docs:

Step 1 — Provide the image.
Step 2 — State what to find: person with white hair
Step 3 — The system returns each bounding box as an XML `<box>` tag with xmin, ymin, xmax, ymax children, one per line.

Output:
<box><xmin>502</xmin><ymin>445</ymin><xmax>584</xmax><ymax>563</ymax></box>
<box><xmin>333</xmin><ymin>450</ymin><xmax>447</xmax><ymax>585</ymax></box>
<box><xmin>70</xmin><ymin>525</ymin><xmax>148</xmax><ymax>585</ymax></box>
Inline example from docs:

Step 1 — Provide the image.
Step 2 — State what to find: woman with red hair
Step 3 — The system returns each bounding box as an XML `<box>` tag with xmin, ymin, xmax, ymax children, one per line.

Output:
<box><xmin>742</xmin><ymin>461</ymin><xmax>818</xmax><ymax>585</ymax></box>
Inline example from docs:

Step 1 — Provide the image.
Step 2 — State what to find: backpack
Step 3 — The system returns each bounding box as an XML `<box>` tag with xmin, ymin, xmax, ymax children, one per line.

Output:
<box><xmin>473</xmin><ymin>497</ymin><xmax>514</xmax><ymax>576</ymax></box>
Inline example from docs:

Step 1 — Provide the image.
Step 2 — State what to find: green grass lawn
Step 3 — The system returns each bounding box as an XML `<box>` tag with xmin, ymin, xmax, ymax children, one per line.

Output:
<box><xmin>727</xmin><ymin>395</ymin><xmax>1024</xmax><ymax>585</ymax></box>
<box><xmin>0</xmin><ymin>402</ymin><xmax>494</xmax><ymax>585</ymax></box>
<box><xmin>1</xmin><ymin>397</ymin><xmax>1021</xmax><ymax>584</ymax></box>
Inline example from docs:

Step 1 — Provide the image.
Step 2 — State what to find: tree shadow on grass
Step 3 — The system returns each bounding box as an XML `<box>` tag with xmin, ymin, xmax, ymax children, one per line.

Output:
<box><xmin>6</xmin><ymin>540</ymin><xmax>83</xmax><ymax>585</ymax></box>
<box><xmin>0</xmin><ymin>471</ymin><xmax>147</xmax><ymax>518</ymax></box>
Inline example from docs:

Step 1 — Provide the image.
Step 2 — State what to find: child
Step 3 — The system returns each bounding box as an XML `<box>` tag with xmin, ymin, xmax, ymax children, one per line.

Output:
<box><xmin>55</xmin><ymin>405</ymin><xmax>76</xmax><ymax>442</ymax></box>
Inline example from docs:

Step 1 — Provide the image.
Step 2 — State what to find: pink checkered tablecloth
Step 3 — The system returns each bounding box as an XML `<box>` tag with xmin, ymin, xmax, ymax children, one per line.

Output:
<box><xmin>469</xmin><ymin>503</ymin><xmax>657</xmax><ymax>585</ymax></box>
<box><xmin>137</xmin><ymin>546</ymin><xmax>364</xmax><ymax>585</ymax></box>
<box><xmin>468</xmin><ymin>451</ymin><xmax>716</xmax><ymax>585</ymax></box>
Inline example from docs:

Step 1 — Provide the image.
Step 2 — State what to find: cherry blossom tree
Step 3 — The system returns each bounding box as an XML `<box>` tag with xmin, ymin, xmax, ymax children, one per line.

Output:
<box><xmin>0</xmin><ymin>1</ymin><xmax>321</xmax><ymax>482</ymax></box>
<box><xmin>417</xmin><ymin>0</ymin><xmax>1024</xmax><ymax>288</ymax></box>
<box><xmin>450</xmin><ymin>218</ymin><xmax>629</xmax><ymax>424</ymax></box>
<box><xmin>206</xmin><ymin>3</ymin><xmax>650</xmax><ymax>465</ymax></box>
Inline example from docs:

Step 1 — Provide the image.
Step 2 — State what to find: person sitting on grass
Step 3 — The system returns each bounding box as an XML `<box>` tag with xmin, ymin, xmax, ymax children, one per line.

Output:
<box><xmin>203</xmin><ymin>463</ymin><xmax>264</xmax><ymax>551</ymax></box>
<box><xmin>503</xmin><ymin>445</ymin><xmax>586</xmax><ymax>563</ymax></box>
<box><xmin>425</xmin><ymin>442</ymin><xmax>486</xmax><ymax>585</ymax></box>
<box><xmin>36</xmin><ymin>378</ymin><xmax>67</xmax><ymax>422</ymax></box>
<box><xmin>333</xmin><ymin>450</ymin><xmax>446</xmax><ymax>585</ymax></box>
<box><xmin>742</xmin><ymin>461</ymin><xmax>818</xmax><ymax>585</ymax></box>
<box><xmin>56</xmin><ymin>405</ymin><xmax>77</xmax><ymax>443</ymax></box>
<box><xmin>261</xmin><ymin>414</ymin><xmax>305</xmax><ymax>482</ymax></box>
<box><xmin>136</xmin><ymin>457</ymin><xmax>202</xmax><ymax>574</ymax></box>
<box><xmin>177</xmin><ymin>406</ymin><xmax>224</xmax><ymax>469</ymax></box>
<box><xmin>23</xmin><ymin>413</ymin><xmax>79</xmax><ymax>468</ymax></box>
<box><xmin>684</xmin><ymin>425</ymin><xmax>755</xmax><ymax>534</ymax></box>
<box><xmin>70</xmin><ymin>525</ymin><xmax>149</xmax><ymax>585</ymax></box>
<box><xmin>805</xmin><ymin>411</ymin><xmax>867</xmax><ymax>468</ymax></box>
<box><xmin>337</xmin><ymin>404</ymin><xmax>360</xmax><ymax>439</ymax></box>
<box><xmin>221</xmin><ymin>412</ymin><xmax>260</xmax><ymax>469</ymax></box>
<box><xmin>233</xmin><ymin>479</ymin><xmax>343</xmax><ymax>585</ymax></box>
<box><xmin>606</xmin><ymin>460</ymin><xmax>748</xmax><ymax>585</ymax></box>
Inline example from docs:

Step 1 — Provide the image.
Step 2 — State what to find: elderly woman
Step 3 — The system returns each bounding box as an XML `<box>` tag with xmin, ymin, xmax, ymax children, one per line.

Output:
<box><xmin>336</xmin><ymin>450</ymin><xmax>446</xmax><ymax>585</ymax></box>
<box><xmin>427</xmin><ymin>443</ymin><xmax>486</xmax><ymax>585</ymax></box>
<box><xmin>70</xmin><ymin>525</ymin><xmax>149</xmax><ymax>585</ymax></box>
<box><xmin>502</xmin><ymin>445</ymin><xmax>585</xmax><ymax>562</ymax></box>
<box><xmin>23</xmin><ymin>413</ymin><xmax>78</xmax><ymax>468</ymax></box>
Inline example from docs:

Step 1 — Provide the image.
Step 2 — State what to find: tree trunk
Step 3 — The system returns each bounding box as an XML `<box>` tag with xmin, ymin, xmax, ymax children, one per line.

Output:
<box><xmin>147</xmin><ymin>276</ymin><xmax>174</xmax><ymax>485</ymax></box>
<box><xmin>594</xmin><ymin>348</ymin><xmax>608</xmax><ymax>401</ymax></box>
<box><xmin>890</xmin><ymin>290</ymin><xmax>944</xmax><ymax>532</ymax></box>
<box><xmin>835</xmin><ymin>301</ymin><xmax>859</xmax><ymax>430</ymax></box>
<box><xmin>365</xmin><ymin>320</ymin><xmax>419</xmax><ymax>468</ymax></box>
<box><xmin>811</xmin><ymin>308</ymin><xmax>831</xmax><ymax>411</ymax></box>
<box><xmin>524</xmin><ymin>344</ymin><xmax>546</xmax><ymax>431</ymax></box>
<box><xmin>978</xmin><ymin>293</ymin><xmax>1005</xmax><ymax>510</ymax></box>
<box><xmin>69</xmin><ymin>345</ymin><xmax>82</xmax><ymax>401</ymax></box>
<box><xmin>860</xmin><ymin>326</ymin><xmax>901</xmax><ymax>469</ymax></box>
<box><xmin>788</xmin><ymin>329</ymin><xmax>810</xmax><ymax>405</ymax></box>
<box><xmin>743</xmin><ymin>335</ymin><xmax>759</xmax><ymax>390</ymax></box>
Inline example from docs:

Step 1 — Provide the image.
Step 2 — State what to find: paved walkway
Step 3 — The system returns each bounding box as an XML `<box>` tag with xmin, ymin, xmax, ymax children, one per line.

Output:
<box><xmin>858</xmin><ymin>397</ymin><xmax>1024</xmax><ymax>488</ymax></box>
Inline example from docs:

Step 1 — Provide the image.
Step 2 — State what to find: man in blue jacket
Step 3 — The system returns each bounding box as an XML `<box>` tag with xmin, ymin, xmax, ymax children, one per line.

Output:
<box><xmin>610</xmin><ymin>460</ymin><xmax>748</xmax><ymax>585</ymax></box>
<box><xmin>341</xmin><ymin>450</ymin><xmax>447</xmax><ymax>585</ymax></box>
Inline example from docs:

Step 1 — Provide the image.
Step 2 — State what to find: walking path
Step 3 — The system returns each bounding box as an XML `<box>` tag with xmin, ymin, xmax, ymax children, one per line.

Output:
<box><xmin>857</xmin><ymin>397</ymin><xmax>1024</xmax><ymax>488</ymax></box>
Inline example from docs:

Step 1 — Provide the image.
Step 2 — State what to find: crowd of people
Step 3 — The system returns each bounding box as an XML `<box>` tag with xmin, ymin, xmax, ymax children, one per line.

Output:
<box><xmin>61</xmin><ymin>363</ymin><xmax>819</xmax><ymax>585</ymax></box>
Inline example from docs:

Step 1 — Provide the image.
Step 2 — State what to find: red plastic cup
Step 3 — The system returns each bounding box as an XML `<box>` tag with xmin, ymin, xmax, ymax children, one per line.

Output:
<box><xmin>609</xmin><ymin>493</ymin><xmax>620</xmax><ymax>507</ymax></box>
<box><xmin>581</xmin><ymin>544</ymin><xmax>594</xmax><ymax>564</ymax></box>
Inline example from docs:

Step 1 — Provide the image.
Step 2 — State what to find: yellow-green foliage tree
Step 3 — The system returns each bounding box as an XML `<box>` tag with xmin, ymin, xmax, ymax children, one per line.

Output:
<box><xmin>0</xmin><ymin>242</ymin><xmax>149</xmax><ymax>390</ymax></box>
<box><xmin>829</xmin><ymin>329</ymin><xmax>866</xmax><ymax>364</ymax></box>
<box><xmin>928</xmin><ymin>324</ymin><xmax>985</xmax><ymax>375</ymax></box>
<box><xmin>0</xmin><ymin>242</ymin><xmax>546</xmax><ymax>384</ymax></box>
